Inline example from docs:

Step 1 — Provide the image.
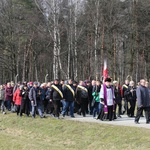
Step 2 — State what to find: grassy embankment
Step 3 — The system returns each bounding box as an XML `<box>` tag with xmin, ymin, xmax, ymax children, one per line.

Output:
<box><xmin>0</xmin><ymin>113</ymin><xmax>150</xmax><ymax>150</ymax></box>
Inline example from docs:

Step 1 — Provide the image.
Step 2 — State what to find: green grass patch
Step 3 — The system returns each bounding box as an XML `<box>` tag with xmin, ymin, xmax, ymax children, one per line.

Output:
<box><xmin>0</xmin><ymin>113</ymin><xmax>150</xmax><ymax>150</ymax></box>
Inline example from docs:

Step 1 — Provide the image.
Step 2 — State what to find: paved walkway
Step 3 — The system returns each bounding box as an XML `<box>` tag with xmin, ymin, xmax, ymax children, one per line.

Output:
<box><xmin>66</xmin><ymin>114</ymin><xmax>150</xmax><ymax>129</ymax></box>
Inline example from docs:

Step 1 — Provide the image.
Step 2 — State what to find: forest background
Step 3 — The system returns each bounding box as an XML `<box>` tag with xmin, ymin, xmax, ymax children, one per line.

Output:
<box><xmin>0</xmin><ymin>0</ymin><xmax>149</xmax><ymax>84</ymax></box>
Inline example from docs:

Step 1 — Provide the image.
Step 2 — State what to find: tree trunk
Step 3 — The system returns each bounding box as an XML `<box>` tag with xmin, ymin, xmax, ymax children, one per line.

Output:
<box><xmin>74</xmin><ymin>0</ymin><xmax>78</xmax><ymax>80</ymax></box>
<box><xmin>113</xmin><ymin>31</ymin><xmax>116</xmax><ymax>80</ymax></box>
<box><xmin>53</xmin><ymin>0</ymin><xmax>58</xmax><ymax>79</ymax></box>
<box><xmin>94</xmin><ymin>0</ymin><xmax>99</xmax><ymax>76</ymax></box>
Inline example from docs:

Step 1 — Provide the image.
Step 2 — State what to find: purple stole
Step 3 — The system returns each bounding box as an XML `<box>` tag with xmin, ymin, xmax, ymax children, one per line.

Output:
<box><xmin>103</xmin><ymin>84</ymin><xmax>114</xmax><ymax>114</ymax></box>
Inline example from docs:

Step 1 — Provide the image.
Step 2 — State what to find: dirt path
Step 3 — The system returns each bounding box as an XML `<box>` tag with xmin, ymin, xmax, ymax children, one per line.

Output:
<box><xmin>66</xmin><ymin>114</ymin><xmax>150</xmax><ymax>129</ymax></box>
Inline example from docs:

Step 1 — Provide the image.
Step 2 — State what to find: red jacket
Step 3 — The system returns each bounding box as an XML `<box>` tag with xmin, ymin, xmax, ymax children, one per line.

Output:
<box><xmin>13</xmin><ymin>88</ymin><xmax>22</xmax><ymax>105</ymax></box>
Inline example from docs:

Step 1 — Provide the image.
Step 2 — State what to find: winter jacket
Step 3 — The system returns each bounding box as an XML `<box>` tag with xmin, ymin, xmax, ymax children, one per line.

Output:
<box><xmin>5</xmin><ymin>86</ymin><xmax>13</xmax><ymax>100</ymax></box>
<box><xmin>63</xmin><ymin>84</ymin><xmax>75</xmax><ymax>101</ymax></box>
<box><xmin>41</xmin><ymin>88</ymin><xmax>47</xmax><ymax>101</ymax></box>
<box><xmin>136</xmin><ymin>85</ymin><xmax>150</xmax><ymax>107</ymax></box>
<box><xmin>122</xmin><ymin>84</ymin><xmax>129</xmax><ymax>98</ymax></box>
<box><xmin>29</xmin><ymin>87</ymin><xmax>42</xmax><ymax>106</ymax></box>
<box><xmin>86</xmin><ymin>85</ymin><xmax>93</xmax><ymax>101</ymax></box>
<box><xmin>125</xmin><ymin>86</ymin><xmax>136</xmax><ymax>101</ymax></box>
<box><xmin>50</xmin><ymin>84</ymin><xmax>62</xmax><ymax>101</ymax></box>
<box><xmin>20</xmin><ymin>88</ymin><xmax>29</xmax><ymax>101</ymax></box>
<box><xmin>13</xmin><ymin>88</ymin><xmax>22</xmax><ymax>105</ymax></box>
<box><xmin>76</xmin><ymin>85</ymin><xmax>88</xmax><ymax>103</ymax></box>
<box><xmin>114</xmin><ymin>86</ymin><xmax>122</xmax><ymax>103</ymax></box>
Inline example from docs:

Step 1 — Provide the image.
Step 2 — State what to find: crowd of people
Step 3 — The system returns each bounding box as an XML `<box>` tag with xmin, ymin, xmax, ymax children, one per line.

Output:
<box><xmin>0</xmin><ymin>78</ymin><xmax>150</xmax><ymax>124</ymax></box>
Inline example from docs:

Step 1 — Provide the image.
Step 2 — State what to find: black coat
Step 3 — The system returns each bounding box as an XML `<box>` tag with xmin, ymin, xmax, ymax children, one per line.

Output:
<box><xmin>76</xmin><ymin>86</ymin><xmax>88</xmax><ymax>103</ymax></box>
<box><xmin>50</xmin><ymin>84</ymin><xmax>62</xmax><ymax>100</ymax></box>
<box><xmin>122</xmin><ymin>84</ymin><xmax>129</xmax><ymax>98</ymax></box>
<box><xmin>136</xmin><ymin>85</ymin><xmax>150</xmax><ymax>107</ymax></box>
<box><xmin>63</xmin><ymin>84</ymin><xmax>75</xmax><ymax>101</ymax></box>
<box><xmin>114</xmin><ymin>86</ymin><xmax>122</xmax><ymax>103</ymax></box>
<box><xmin>125</xmin><ymin>86</ymin><xmax>136</xmax><ymax>102</ymax></box>
<box><xmin>86</xmin><ymin>85</ymin><xmax>93</xmax><ymax>101</ymax></box>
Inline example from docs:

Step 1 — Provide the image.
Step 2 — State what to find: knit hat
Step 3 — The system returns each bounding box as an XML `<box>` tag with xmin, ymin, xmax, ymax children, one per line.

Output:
<box><xmin>105</xmin><ymin>78</ymin><xmax>111</xmax><ymax>82</ymax></box>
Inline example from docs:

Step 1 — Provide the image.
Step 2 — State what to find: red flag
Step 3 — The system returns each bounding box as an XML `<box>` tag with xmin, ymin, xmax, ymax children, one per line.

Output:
<box><xmin>103</xmin><ymin>59</ymin><xmax>108</xmax><ymax>82</ymax></box>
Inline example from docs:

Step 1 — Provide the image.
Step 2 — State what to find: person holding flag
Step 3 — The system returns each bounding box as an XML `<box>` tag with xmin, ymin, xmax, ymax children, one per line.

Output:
<box><xmin>98</xmin><ymin>60</ymin><xmax>115</xmax><ymax>121</ymax></box>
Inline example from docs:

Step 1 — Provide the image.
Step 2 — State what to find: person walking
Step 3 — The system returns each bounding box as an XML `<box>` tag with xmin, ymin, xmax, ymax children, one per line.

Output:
<box><xmin>92</xmin><ymin>80</ymin><xmax>101</xmax><ymax>118</ymax></box>
<box><xmin>76</xmin><ymin>81</ymin><xmax>88</xmax><ymax>117</ymax></box>
<box><xmin>61</xmin><ymin>79</ymin><xmax>76</xmax><ymax>118</ymax></box>
<box><xmin>122</xmin><ymin>80</ymin><xmax>129</xmax><ymax>115</ymax></box>
<box><xmin>29</xmin><ymin>82</ymin><xmax>45</xmax><ymax>118</ymax></box>
<box><xmin>100</xmin><ymin>78</ymin><xmax>115</xmax><ymax>121</ymax></box>
<box><xmin>13</xmin><ymin>85</ymin><xmax>22</xmax><ymax>115</ymax></box>
<box><xmin>0</xmin><ymin>85</ymin><xmax>6</xmax><ymax>114</ymax></box>
<box><xmin>50</xmin><ymin>79</ymin><xmax>63</xmax><ymax>119</ymax></box>
<box><xmin>5</xmin><ymin>82</ymin><xmax>13</xmax><ymax>111</ymax></box>
<box><xmin>113</xmin><ymin>81</ymin><xmax>122</xmax><ymax>118</ymax></box>
<box><xmin>125</xmin><ymin>81</ymin><xmax>136</xmax><ymax>117</ymax></box>
<box><xmin>20</xmin><ymin>82</ymin><xmax>30</xmax><ymax>117</ymax></box>
<box><xmin>135</xmin><ymin>79</ymin><xmax>150</xmax><ymax>124</ymax></box>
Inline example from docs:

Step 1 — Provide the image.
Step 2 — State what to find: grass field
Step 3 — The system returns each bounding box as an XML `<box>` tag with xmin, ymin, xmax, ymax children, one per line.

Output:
<box><xmin>0</xmin><ymin>113</ymin><xmax>150</xmax><ymax>150</ymax></box>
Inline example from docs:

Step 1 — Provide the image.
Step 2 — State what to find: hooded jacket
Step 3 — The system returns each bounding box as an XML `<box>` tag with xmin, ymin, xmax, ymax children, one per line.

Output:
<box><xmin>13</xmin><ymin>88</ymin><xmax>22</xmax><ymax>105</ymax></box>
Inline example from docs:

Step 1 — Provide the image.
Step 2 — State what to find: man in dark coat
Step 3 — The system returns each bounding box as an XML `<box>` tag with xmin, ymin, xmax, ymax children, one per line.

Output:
<box><xmin>29</xmin><ymin>82</ymin><xmax>44</xmax><ymax>118</ymax></box>
<box><xmin>135</xmin><ymin>79</ymin><xmax>150</xmax><ymax>124</ymax></box>
<box><xmin>125</xmin><ymin>81</ymin><xmax>136</xmax><ymax>117</ymax></box>
<box><xmin>86</xmin><ymin>80</ymin><xmax>96</xmax><ymax>115</ymax></box>
<box><xmin>76</xmin><ymin>81</ymin><xmax>88</xmax><ymax>117</ymax></box>
<box><xmin>113</xmin><ymin>81</ymin><xmax>122</xmax><ymax>118</ymax></box>
<box><xmin>61</xmin><ymin>79</ymin><xmax>76</xmax><ymax>118</ymax></box>
<box><xmin>50</xmin><ymin>79</ymin><xmax>63</xmax><ymax>119</ymax></box>
<box><xmin>20</xmin><ymin>82</ymin><xmax>30</xmax><ymax>117</ymax></box>
<box><xmin>122</xmin><ymin>79</ymin><xmax>129</xmax><ymax>115</ymax></box>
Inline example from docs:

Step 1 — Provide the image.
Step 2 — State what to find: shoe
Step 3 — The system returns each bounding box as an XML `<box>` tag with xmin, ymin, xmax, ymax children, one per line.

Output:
<box><xmin>122</xmin><ymin>111</ymin><xmax>125</xmax><ymax>115</ymax></box>
<box><xmin>146</xmin><ymin>121</ymin><xmax>150</xmax><ymax>124</ymax></box>
<box><xmin>50</xmin><ymin>114</ymin><xmax>55</xmax><ymax>117</ymax></box>
<box><xmin>127</xmin><ymin>114</ymin><xmax>131</xmax><ymax>117</ymax></box>
<box><xmin>71</xmin><ymin>116</ymin><xmax>75</xmax><ymax>118</ymax></box>
<box><xmin>117</xmin><ymin>115</ymin><xmax>122</xmax><ymax>118</ymax></box>
<box><xmin>114</xmin><ymin>116</ymin><xmax>117</xmax><ymax>119</ymax></box>
<box><xmin>55</xmin><ymin>117</ymin><xmax>60</xmax><ymax>119</ymax></box>
<box><xmin>93</xmin><ymin>116</ymin><xmax>98</xmax><ymax>119</ymax></box>
<box><xmin>77</xmin><ymin>112</ymin><xmax>81</xmax><ymax>115</ymax></box>
<box><xmin>60</xmin><ymin>114</ymin><xmax>65</xmax><ymax>118</ymax></box>
<box><xmin>40</xmin><ymin>115</ymin><xmax>45</xmax><ymax>118</ymax></box>
<box><xmin>2</xmin><ymin>112</ymin><xmax>6</xmax><ymax>115</ymax></box>
<box><xmin>134</xmin><ymin>121</ymin><xmax>140</xmax><ymax>124</ymax></box>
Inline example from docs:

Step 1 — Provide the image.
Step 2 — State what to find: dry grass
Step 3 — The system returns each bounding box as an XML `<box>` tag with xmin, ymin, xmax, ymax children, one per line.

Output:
<box><xmin>0</xmin><ymin>112</ymin><xmax>150</xmax><ymax>150</ymax></box>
